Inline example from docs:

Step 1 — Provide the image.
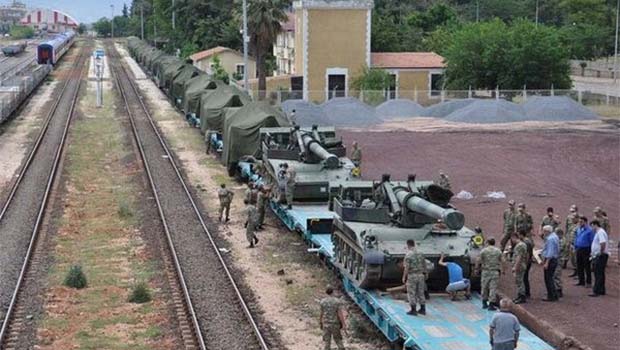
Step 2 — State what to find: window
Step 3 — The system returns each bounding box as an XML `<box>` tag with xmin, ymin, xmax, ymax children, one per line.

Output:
<box><xmin>236</xmin><ymin>63</ymin><xmax>245</xmax><ymax>76</ymax></box>
<box><xmin>328</xmin><ymin>74</ymin><xmax>346</xmax><ymax>100</ymax></box>
<box><xmin>430</xmin><ymin>73</ymin><xmax>443</xmax><ymax>97</ymax></box>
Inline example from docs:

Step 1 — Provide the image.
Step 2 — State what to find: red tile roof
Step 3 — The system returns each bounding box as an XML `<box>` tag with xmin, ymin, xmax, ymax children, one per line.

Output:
<box><xmin>190</xmin><ymin>46</ymin><xmax>235</xmax><ymax>62</ymax></box>
<box><xmin>281</xmin><ymin>12</ymin><xmax>295</xmax><ymax>32</ymax></box>
<box><xmin>371</xmin><ymin>52</ymin><xmax>445</xmax><ymax>69</ymax></box>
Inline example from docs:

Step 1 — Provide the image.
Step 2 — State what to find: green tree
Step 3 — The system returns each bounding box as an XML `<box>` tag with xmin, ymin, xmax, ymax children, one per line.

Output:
<box><xmin>351</xmin><ymin>66</ymin><xmax>393</xmax><ymax>105</ymax></box>
<box><xmin>247</xmin><ymin>0</ymin><xmax>289</xmax><ymax>99</ymax></box>
<box><xmin>122</xmin><ymin>3</ymin><xmax>129</xmax><ymax>17</ymax></box>
<box><xmin>443</xmin><ymin>19</ymin><xmax>570</xmax><ymax>90</ymax></box>
<box><xmin>9</xmin><ymin>25</ymin><xmax>34</xmax><ymax>39</ymax></box>
<box><xmin>560</xmin><ymin>23</ymin><xmax>614</xmax><ymax>59</ymax></box>
<box><xmin>407</xmin><ymin>3</ymin><xmax>458</xmax><ymax>32</ymax></box>
<box><xmin>210</xmin><ymin>55</ymin><xmax>230</xmax><ymax>84</ymax></box>
<box><xmin>93</xmin><ymin>17</ymin><xmax>111</xmax><ymax>37</ymax></box>
<box><xmin>77</xmin><ymin>23</ymin><xmax>87</xmax><ymax>35</ymax></box>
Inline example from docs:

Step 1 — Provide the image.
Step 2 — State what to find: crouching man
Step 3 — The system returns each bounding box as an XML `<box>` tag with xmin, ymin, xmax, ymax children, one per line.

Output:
<box><xmin>438</xmin><ymin>253</ymin><xmax>471</xmax><ymax>301</ymax></box>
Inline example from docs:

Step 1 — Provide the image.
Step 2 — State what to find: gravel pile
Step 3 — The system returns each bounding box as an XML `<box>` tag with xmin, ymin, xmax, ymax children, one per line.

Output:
<box><xmin>422</xmin><ymin>99</ymin><xmax>476</xmax><ymax>118</ymax></box>
<box><xmin>522</xmin><ymin>96</ymin><xmax>599</xmax><ymax>121</ymax></box>
<box><xmin>320</xmin><ymin>97</ymin><xmax>381</xmax><ymax>127</ymax></box>
<box><xmin>375</xmin><ymin>99</ymin><xmax>425</xmax><ymax>119</ymax></box>
<box><xmin>281</xmin><ymin>99</ymin><xmax>331</xmax><ymax>126</ymax></box>
<box><xmin>444</xmin><ymin>99</ymin><xmax>526</xmax><ymax>123</ymax></box>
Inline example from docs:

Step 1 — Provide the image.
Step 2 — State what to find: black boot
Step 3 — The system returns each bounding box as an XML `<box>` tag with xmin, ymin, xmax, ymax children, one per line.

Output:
<box><xmin>418</xmin><ymin>304</ymin><xmax>426</xmax><ymax>315</ymax></box>
<box><xmin>407</xmin><ymin>304</ymin><xmax>418</xmax><ymax>316</ymax></box>
<box><xmin>254</xmin><ymin>235</ymin><xmax>259</xmax><ymax>245</ymax></box>
<box><xmin>513</xmin><ymin>295</ymin><xmax>526</xmax><ymax>304</ymax></box>
<box><xmin>482</xmin><ymin>300</ymin><xmax>489</xmax><ymax>309</ymax></box>
<box><xmin>424</xmin><ymin>290</ymin><xmax>430</xmax><ymax>300</ymax></box>
<box><xmin>557</xmin><ymin>289</ymin><xmax>563</xmax><ymax>298</ymax></box>
<box><xmin>488</xmin><ymin>302</ymin><xmax>498</xmax><ymax>311</ymax></box>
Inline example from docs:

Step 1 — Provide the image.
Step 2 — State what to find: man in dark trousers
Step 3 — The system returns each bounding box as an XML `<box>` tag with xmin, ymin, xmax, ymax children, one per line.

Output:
<box><xmin>540</xmin><ymin>225</ymin><xmax>560</xmax><ymax>301</ymax></box>
<box><xmin>589</xmin><ymin>220</ymin><xmax>609</xmax><ymax>297</ymax></box>
<box><xmin>574</xmin><ymin>216</ymin><xmax>594</xmax><ymax>287</ymax></box>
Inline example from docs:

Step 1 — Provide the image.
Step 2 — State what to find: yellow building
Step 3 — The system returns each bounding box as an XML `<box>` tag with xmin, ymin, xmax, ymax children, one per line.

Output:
<box><xmin>190</xmin><ymin>46</ymin><xmax>256</xmax><ymax>81</ymax></box>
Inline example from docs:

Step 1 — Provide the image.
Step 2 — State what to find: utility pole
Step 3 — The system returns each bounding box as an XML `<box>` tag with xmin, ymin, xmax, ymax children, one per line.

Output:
<box><xmin>110</xmin><ymin>4</ymin><xmax>114</xmax><ymax>38</ymax></box>
<box><xmin>172</xmin><ymin>0</ymin><xmax>176</xmax><ymax>30</ymax></box>
<box><xmin>140</xmin><ymin>1</ymin><xmax>144</xmax><ymax>40</ymax></box>
<box><xmin>614</xmin><ymin>0</ymin><xmax>619</xmax><ymax>83</ymax></box>
<box><xmin>476</xmin><ymin>0</ymin><xmax>480</xmax><ymax>22</ymax></box>
<box><xmin>535</xmin><ymin>0</ymin><xmax>539</xmax><ymax>26</ymax></box>
<box><xmin>242</xmin><ymin>0</ymin><xmax>249</xmax><ymax>91</ymax></box>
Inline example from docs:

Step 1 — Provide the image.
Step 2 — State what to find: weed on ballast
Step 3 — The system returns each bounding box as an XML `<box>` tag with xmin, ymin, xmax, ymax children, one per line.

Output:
<box><xmin>128</xmin><ymin>282</ymin><xmax>152</xmax><ymax>304</ymax></box>
<box><xmin>64</xmin><ymin>265</ymin><xmax>88</xmax><ymax>289</ymax></box>
<box><xmin>118</xmin><ymin>200</ymin><xmax>134</xmax><ymax>219</ymax></box>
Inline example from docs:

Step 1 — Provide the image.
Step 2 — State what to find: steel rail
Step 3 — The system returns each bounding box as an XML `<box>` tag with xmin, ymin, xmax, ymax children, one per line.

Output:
<box><xmin>0</xmin><ymin>45</ymin><xmax>88</xmax><ymax>345</ymax></box>
<box><xmin>110</xmin><ymin>51</ymin><xmax>207</xmax><ymax>350</ymax></box>
<box><xmin>110</xmin><ymin>46</ymin><xmax>269</xmax><ymax>350</ymax></box>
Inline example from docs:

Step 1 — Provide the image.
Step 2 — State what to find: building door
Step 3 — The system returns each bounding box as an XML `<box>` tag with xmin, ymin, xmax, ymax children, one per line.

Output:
<box><xmin>327</xmin><ymin>74</ymin><xmax>345</xmax><ymax>99</ymax></box>
<box><xmin>387</xmin><ymin>74</ymin><xmax>397</xmax><ymax>100</ymax></box>
<box><xmin>291</xmin><ymin>76</ymin><xmax>303</xmax><ymax>100</ymax></box>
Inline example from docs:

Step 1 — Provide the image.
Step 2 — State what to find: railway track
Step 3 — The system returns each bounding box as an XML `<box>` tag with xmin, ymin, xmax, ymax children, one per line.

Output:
<box><xmin>108</xmin><ymin>44</ymin><xmax>271</xmax><ymax>350</ymax></box>
<box><xmin>0</xmin><ymin>53</ymin><xmax>36</xmax><ymax>81</ymax></box>
<box><xmin>0</xmin><ymin>44</ymin><xmax>89</xmax><ymax>348</ymax></box>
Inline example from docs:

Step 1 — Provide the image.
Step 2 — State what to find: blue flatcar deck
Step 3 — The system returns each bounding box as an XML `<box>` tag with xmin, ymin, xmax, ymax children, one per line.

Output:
<box><xmin>270</xmin><ymin>202</ymin><xmax>554</xmax><ymax>350</ymax></box>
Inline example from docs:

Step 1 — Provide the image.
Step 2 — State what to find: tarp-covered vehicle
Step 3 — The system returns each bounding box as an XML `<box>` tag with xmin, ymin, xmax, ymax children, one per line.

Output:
<box><xmin>200</xmin><ymin>84</ymin><xmax>250</xmax><ymax>134</ymax></box>
<box><xmin>182</xmin><ymin>74</ymin><xmax>219</xmax><ymax>117</ymax></box>
<box><xmin>170</xmin><ymin>65</ymin><xmax>202</xmax><ymax>106</ymax></box>
<box><xmin>154</xmin><ymin>56</ymin><xmax>184</xmax><ymax>89</ymax></box>
<box><xmin>221</xmin><ymin>102</ymin><xmax>290</xmax><ymax>172</ymax></box>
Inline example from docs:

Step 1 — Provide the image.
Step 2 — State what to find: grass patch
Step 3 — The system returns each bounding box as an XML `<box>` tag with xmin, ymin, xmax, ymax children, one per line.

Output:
<box><xmin>128</xmin><ymin>282</ymin><xmax>152</xmax><ymax>304</ymax></box>
<box><xmin>64</xmin><ymin>265</ymin><xmax>88</xmax><ymax>289</ymax></box>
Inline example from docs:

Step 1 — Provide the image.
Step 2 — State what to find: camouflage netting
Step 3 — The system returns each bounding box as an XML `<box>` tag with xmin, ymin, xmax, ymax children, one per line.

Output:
<box><xmin>200</xmin><ymin>84</ymin><xmax>251</xmax><ymax>134</ymax></box>
<box><xmin>222</xmin><ymin>102</ymin><xmax>290</xmax><ymax>167</ymax></box>
<box><xmin>182</xmin><ymin>75</ymin><xmax>219</xmax><ymax>114</ymax></box>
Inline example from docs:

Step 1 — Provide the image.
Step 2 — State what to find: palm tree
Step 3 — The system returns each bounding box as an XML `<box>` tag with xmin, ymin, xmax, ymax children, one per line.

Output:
<box><xmin>247</xmin><ymin>0</ymin><xmax>288</xmax><ymax>100</ymax></box>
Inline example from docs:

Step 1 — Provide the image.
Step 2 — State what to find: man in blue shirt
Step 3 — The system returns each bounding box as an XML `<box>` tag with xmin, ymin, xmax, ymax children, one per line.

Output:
<box><xmin>541</xmin><ymin>225</ymin><xmax>560</xmax><ymax>301</ymax></box>
<box><xmin>574</xmin><ymin>216</ymin><xmax>594</xmax><ymax>286</ymax></box>
<box><xmin>438</xmin><ymin>254</ymin><xmax>471</xmax><ymax>301</ymax></box>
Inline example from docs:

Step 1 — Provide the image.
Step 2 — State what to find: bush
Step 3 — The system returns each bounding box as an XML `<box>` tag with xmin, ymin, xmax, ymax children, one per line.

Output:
<box><xmin>117</xmin><ymin>200</ymin><xmax>133</xmax><ymax>219</ymax></box>
<box><xmin>128</xmin><ymin>282</ymin><xmax>152</xmax><ymax>303</ymax></box>
<box><xmin>9</xmin><ymin>25</ymin><xmax>34</xmax><ymax>39</ymax></box>
<box><xmin>64</xmin><ymin>265</ymin><xmax>88</xmax><ymax>289</ymax></box>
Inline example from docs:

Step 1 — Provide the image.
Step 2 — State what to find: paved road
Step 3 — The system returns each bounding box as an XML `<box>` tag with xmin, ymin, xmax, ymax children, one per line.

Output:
<box><xmin>572</xmin><ymin>75</ymin><xmax>620</xmax><ymax>97</ymax></box>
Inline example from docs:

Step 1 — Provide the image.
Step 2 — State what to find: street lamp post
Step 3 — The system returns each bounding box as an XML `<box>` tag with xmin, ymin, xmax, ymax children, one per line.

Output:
<box><xmin>172</xmin><ymin>0</ymin><xmax>176</xmax><ymax>30</ymax></box>
<box><xmin>535</xmin><ymin>0</ymin><xmax>539</xmax><ymax>26</ymax></box>
<box><xmin>140</xmin><ymin>1</ymin><xmax>144</xmax><ymax>40</ymax></box>
<box><xmin>110</xmin><ymin>4</ymin><xmax>114</xmax><ymax>38</ymax></box>
<box><xmin>614</xmin><ymin>0</ymin><xmax>619</xmax><ymax>82</ymax></box>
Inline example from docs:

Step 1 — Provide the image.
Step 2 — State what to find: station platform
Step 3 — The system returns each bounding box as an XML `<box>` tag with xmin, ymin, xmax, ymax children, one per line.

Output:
<box><xmin>270</xmin><ymin>202</ymin><xmax>555</xmax><ymax>350</ymax></box>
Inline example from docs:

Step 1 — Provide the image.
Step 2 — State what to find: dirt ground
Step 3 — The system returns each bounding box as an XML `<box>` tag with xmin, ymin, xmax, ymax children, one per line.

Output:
<box><xmin>340</xmin><ymin>125</ymin><xmax>620</xmax><ymax>350</ymax></box>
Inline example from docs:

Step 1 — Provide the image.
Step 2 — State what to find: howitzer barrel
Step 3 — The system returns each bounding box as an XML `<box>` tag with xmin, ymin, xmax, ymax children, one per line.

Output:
<box><xmin>394</xmin><ymin>188</ymin><xmax>465</xmax><ymax>230</ymax></box>
<box><xmin>300</xmin><ymin>133</ymin><xmax>339</xmax><ymax>168</ymax></box>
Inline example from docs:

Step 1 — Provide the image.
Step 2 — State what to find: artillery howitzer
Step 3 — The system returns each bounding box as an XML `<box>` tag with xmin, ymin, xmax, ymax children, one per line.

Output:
<box><xmin>258</xmin><ymin>125</ymin><xmax>358</xmax><ymax>201</ymax></box>
<box><xmin>331</xmin><ymin>174</ymin><xmax>482</xmax><ymax>290</ymax></box>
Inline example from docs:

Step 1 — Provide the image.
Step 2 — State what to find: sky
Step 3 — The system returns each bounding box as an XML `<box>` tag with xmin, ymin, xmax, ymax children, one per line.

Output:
<box><xmin>16</xmin><ymin>0</ymin><xmax>129</xmax><ymax>24</ymax></box>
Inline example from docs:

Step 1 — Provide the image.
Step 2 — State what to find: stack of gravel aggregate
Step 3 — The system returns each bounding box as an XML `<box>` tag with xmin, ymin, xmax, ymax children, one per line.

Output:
<box><xmin>320</xmin><ymin>97</ymin><xmax>381</xmax><ymax>127</ymax></box>
<box><xmin>522</xmin><ymin>96</ymin><xmax>599</xmax><ymax>121</ymax></box>
<box><xmin>281</xmin><ymin>99</ymin><xmax>331</xmax><ymax>126</ymax></box>
<box><xmin>375</xmin><ymin>99</ymin><xmax>425</xmax><ymax>119</ymax></box>
<box><xmin>421</xmin><ymin>98</ymin><xmax>476</xmax><ymax>118</ymax></box>
<box><xmin>444</xmin><ymin>99</ymin><xmax>527</xmax><ymax>123</ymax></box>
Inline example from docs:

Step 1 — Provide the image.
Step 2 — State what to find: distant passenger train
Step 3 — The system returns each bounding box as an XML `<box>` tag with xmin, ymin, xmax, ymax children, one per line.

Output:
<box><xmin>37</xmin><ymin>31</ymin><xmax>76</xmax><ymax>65</ymax></box>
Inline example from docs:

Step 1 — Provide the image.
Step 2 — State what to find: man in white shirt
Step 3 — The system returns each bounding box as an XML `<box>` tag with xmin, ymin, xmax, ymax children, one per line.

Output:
<box><xmin>589</xmin><ymin>220</ymin><xmax>608</xmax><ymax>297</ymax></box>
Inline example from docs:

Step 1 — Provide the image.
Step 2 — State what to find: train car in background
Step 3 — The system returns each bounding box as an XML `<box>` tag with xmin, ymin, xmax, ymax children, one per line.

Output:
<box><xmin>1</xmin><ymin>42</ymin><xmax>27</xmax><ymax>57</ymax></box>
<box><xmin>37</xmin><ymin>30</ymin><xmax>75</xmax><ymax>65</ymax></box>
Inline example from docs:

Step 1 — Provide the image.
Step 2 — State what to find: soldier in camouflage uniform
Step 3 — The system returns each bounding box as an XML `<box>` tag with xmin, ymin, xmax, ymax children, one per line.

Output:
<box><xmin>403</xmin><ymin>239</ymin><xmax>427</xmax><ymax>316</ymax></box>
<box><xmin>501</xmin><ymin>200</ymin><xmax>517</xmax><ymax>252</ymax></box>
<box><xmin>319</xmin><ymin>286</ymin><xmax>346</xmax><ymax>350</ymax></box>
<box><xmin>510</xmin><ymin>233</ymin><xmax>528</xmax><ymax>304</ymax></box>
<box><xmin>593</xmin><ymin>207</ymin><xmax>611</xmax><ymax>234</ymax></box>
<box><xmin>553</xmin><ymin>229</ymin><xmax>565</xmax><ymax>298</ymax></box>
<box><xmin>256</xmin><ymin>185</ymin><xmax>271</xmax><ymax>230</ymax></box>
<box><xmin>521</xmin><ymin>230</ymin><xmax>534</xmax><ymax>299</ymax></box>
<box><xmin>515</xmin><ymin>203</ymin><xmax>533</xmax><ymax>237</ymax></box>
<box><xmin>244</xmin><ymin>182</ymin><xmax>259</xmax><ymax>205</ymax></box>
<box><xmin>539</xmin><ymin>207</ymin><xmax>560</xmax><ymax>236</ymax></box>
<box><xmin>284</xmin><ymin>164</ymin><xmax>296</xmax><ymax>210</ymax></box>
<box><xmin>217</xmin><ymin>184</ymin><xmax>234</xmax><ymax>222</ymax></box>
<box><xmin>244</xmin><ymin>199</ymin><xmax>258</xmax><ymax>248</ymax></box>
<box><xmin>563</xmin><ymin>206</ymin><xmax>578</xmax><ymax>269</ymax></box>
<box><xmin>350</xmin><ymin>141</ymin><xmax>362</xmax><ymax>168</ymax></box>
<box><xmin>477</xmin><ymin>238</ymin><xmax>503</xmax><ymax>310</ymax></box>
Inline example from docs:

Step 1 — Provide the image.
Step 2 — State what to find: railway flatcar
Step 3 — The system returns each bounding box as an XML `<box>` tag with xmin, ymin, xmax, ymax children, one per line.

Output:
<box><xmin>37</xmin><ymin>31</ymin><xmax>75</xmax><ymax>65</ymax></box>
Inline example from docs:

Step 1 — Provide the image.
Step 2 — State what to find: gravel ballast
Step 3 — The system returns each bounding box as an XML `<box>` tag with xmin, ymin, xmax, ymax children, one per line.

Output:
<box><xmin>281</xmin><ymin>99</ymin><xmax>331</xmax><ymax>126</ymax></box>
<box><xmin>422</xmin><ymin>98</ymin><xmax>476</xmax><ymax>118</ymax></box>
<box><xmin>522</xmin><ymin>96</ymin><xmax>599</xmax><ymax>121</ymax></box>
<box><xmin>444</xmin><ymin>99</ymin><xmax>527</xmax><ymax>123</ymax></box>
<box><xmin>375</xmin><ymin>99</ymin><xmax>425</xmax><ymax>119</ymax></box>
<box><xmin>320</xmin><ymin>97</ymin><xmax>381</xmax><ymax>127</ymax></box>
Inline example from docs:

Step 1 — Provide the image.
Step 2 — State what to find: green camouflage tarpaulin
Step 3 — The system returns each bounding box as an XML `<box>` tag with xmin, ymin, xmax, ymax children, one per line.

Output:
<box><xmin>222</xmin><ymin>102</ymin><xmax>290</xmax><ymax>167</ymax></box>
<box><xmin>200</xmin><ymin>84</ymin><xmax>251</xmax><ymax>134</ymax></box>
<box><xmin>170</xmin><ymin>65</ymin><xmax>202</xmax><ymax>104</ymax></box>
<box><xmin>182</xmin><ymin>74</ymin><xmax>218</xmax><ymax>114</ymax></box>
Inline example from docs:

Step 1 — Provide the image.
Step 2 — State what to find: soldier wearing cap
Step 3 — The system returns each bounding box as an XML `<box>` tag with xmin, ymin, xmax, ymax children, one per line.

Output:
<box><xmin>566</xmin><ymin>205</ymin><xmax>579</xmax><ymax>272</ymax></box>
<box><xmin>217</xmin><ymin>183</ymin><xmax>234</xmax><ymax>222</ymax></box>
<box><xmin>319</xmin><ymin>286</ymin><xmax>346</xmax><ymax>350</ymax></box>
<box><xmin>477</xmin><ymin>237</ymin><xmax>503</xmax><ymax>310</ymax></box>
<box><xmin>539</xmin><ymin>207</ymin><xmax>560</xmax><ymax>236</ymax></box>
<box><xmin>350</xmin><ymin>141</ymin><xmax>362</xmax><ymax>168</ymax></box>
<box><xmin>593</xmin><ymin>207</ymin><xmax>611</xmax><ymax>234</ymax></box>
<box><xmin>403</xmin><ymin>239</ymin><xmax>427</xmax><ymax>316</ymax></box>
<box><xmin>284</xmin><ymin>164</ymin><xmax>296</xmax><ymax>210</ymax></box>
<box><xmin>244</xmin><ymin>199</ymin><xmax>259</xmax><ymax>248</ymax></box>
<box><xmin>515</xmin><ymin>203</ymin><xmax>533</xmax><ymax>237</ymax></box>
<box><xmin>501</xmin><ymin>200</ymin><xmax>517</xmax><ymax>252</ymax></box>
<box><xmin>256</xmin><ymin>185</ymin><xmax>271</xmax><ymax>230</ymax></box>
